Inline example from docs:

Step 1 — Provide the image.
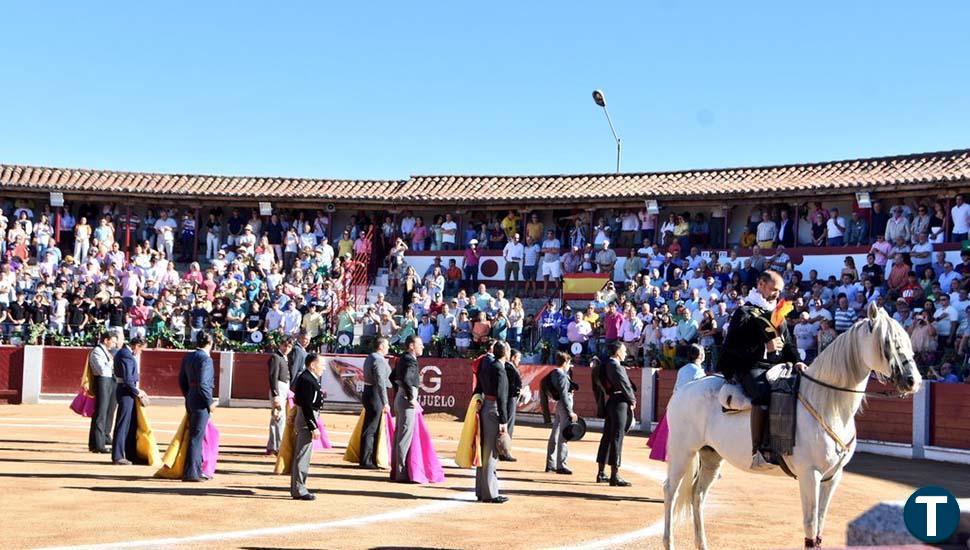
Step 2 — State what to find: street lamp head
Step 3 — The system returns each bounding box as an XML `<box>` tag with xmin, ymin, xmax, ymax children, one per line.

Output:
<box><xmin>592</xmin><ymin>89</ymin><xmax>606</xmax><ymax>108</ymax></box>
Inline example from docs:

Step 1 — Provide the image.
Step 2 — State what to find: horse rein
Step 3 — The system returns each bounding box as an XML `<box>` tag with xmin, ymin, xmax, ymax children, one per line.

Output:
<box><xmin>799</xmin><ymin>372</ymin><xmax>903</xmax><ymax>399</ymax></box>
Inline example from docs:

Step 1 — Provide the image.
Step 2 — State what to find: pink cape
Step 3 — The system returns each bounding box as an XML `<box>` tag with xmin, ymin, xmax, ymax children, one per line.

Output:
<box><xmin>647</xmin><ymin>413</ymin><xmax>669</xmax><ymax>462</ymax></box>
<box><xmin>69</xmin><ymin>389</ymin><xmax>96</xmax><ymax>418</ymax></box>
<box><xmin>388</xmin><ymin>403</ymin><xmax>445</xmax><ymax>484</ymax></box>
<box><xmin>202</xmin><ymin>419</ymin><xmax>220</xmax><ymax>478</ymax></box>
<box><xmin>287</xmin><ymin>390</ymin><xmax>332</xmax><ymax>450</ymax></box>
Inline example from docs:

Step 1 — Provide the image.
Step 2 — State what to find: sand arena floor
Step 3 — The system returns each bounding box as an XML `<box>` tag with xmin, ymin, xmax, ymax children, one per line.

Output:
<box><xmin>0</xmin><ymin>403</ymin><xmax>965</xmax><ymax>549</ymax></box>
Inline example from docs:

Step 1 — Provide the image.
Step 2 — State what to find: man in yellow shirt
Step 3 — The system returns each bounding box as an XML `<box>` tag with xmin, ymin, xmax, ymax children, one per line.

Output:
<box><xmin>302</xmin><ymin>304</ymin><xmax>324</xmax><ymax>342</ymax></box>
<box><xmin>526</xmin><ymin>213</ymin><xmax>544</xmax><ymax>243</ymax></box>
<box><xmin>338</xmin><ymin>230</ymin><xmax>355</xmax><ymax>258</ymax></box>
<box><xmin>501</xmin><ymin>210</ymin><xmax>521</xmax><ymax>241</ymax></box>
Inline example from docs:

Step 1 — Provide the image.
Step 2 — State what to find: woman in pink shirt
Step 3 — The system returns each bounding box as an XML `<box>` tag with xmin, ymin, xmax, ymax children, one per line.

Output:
<box><xmin>411</xmin><ymin>217</ymin><xmax>429</xmax><ymax>251</ymax></box>
<box><xmin>182</xmin><ymin>261</ymin><xmax>204</xmax><ymax>286</ymax></box>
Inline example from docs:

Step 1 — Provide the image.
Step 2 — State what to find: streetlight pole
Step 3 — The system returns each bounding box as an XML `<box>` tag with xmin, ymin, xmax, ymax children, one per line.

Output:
<box><xmin>592</xmin><ymin>89</ymin><xmax>621</xmax><ymax>173</ymax></box>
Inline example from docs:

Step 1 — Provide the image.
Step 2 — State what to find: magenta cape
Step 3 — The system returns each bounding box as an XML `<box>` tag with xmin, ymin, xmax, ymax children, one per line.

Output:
<box><xmin>646</xmin><ymin>413</ymin><xmax>669</xmax><ymax>462</ymax></box>
<box><xmin>287</xmin><ymin>390</ymin><xmax>332</xmax><ymax>450</ymax></box>
<box><xmin>201</xmin><ymin>420</ymin><xmax>220</xmax><ymax>477</ymax></box>
<box><xmin>388</xmin><ymin>403</ymin><xmax>445</xmax><ymax>484</ymax></box>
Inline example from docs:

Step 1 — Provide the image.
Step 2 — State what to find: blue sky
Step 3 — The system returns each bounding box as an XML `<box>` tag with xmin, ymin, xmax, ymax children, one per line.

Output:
<box><xmin>1</xmin><ymin>1</ymin><xmax>967</xmax><ymax>180</ymax></box>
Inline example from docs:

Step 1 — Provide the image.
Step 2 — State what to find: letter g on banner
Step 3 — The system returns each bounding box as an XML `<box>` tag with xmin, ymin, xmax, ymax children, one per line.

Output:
<box><xmin>903</xmin><ymin>486</ymin><xmax>960</xmax><ymax>543</ymax></box>
<box><xmin>420</xmin><ymin>365</ymin><xmax>442</xmax><ymax>394</ymax></box>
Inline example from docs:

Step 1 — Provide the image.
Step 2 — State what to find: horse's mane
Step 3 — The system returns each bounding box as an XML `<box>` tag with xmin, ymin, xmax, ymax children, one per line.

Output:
<box><xmin>803</xmin><ymin>321</ymin><xmax>870</xmax><ymax>423</ymax></box>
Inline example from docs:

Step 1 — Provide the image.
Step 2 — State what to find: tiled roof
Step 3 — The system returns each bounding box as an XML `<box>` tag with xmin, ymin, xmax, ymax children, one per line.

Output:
<box><xmin>1</xmin><ymin>148</ymin><xmax>968</xmax><ymax>206</ymax></box>
<box><xmin>0</xmin><ymin>165</ymin><xmax>400</xmax><ymax>203</ymax></box>
<box><xmin>398</xmin><ymin>148</ymin><xmax>970</xmax><ymax>204</ymax></box>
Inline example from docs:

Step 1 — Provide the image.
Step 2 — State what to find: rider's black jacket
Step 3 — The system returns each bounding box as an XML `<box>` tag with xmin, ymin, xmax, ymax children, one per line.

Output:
<box><xmin>717</xmin><ymin>303</ymin><xmax>800</xmax><ymax>380</ymax></box>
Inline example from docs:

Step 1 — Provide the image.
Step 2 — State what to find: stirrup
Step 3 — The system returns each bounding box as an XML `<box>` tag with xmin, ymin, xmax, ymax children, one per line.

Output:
<box><xmin>750</xmin><ymin>451</ymin><xmax>774</xmax><ymax>472</ymax></box>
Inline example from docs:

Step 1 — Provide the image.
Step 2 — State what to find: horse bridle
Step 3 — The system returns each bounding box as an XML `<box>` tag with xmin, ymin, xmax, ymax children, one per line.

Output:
<box><xmin>801</xmin><ymin>322</ymin><xmax>909</xmax><ymax>398</ymax></box>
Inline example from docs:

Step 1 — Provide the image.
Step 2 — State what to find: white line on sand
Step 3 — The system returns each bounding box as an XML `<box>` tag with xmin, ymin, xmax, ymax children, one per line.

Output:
<box><xmin>552</xmin><ymin>519</ymin><xmax>665</xmax><ymax>550</ymax></box>
<box><xmin>37</xmin><ymin>495</ymin><xmax>477</xmax><ymax>550</ymax></box>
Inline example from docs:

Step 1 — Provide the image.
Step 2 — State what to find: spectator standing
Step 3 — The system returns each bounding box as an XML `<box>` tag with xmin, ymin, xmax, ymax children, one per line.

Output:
<box><xmin>502</xmin><ymin>233</ymin><xmax>524</xmax><ymax>289</ymax></box>
<box><xmin>825</xmin><ymin>208</ymin><xmax>846</xmax><ymax>246</ymax></box>
<box><xmin>755</xmin><ymin>211</ymin><xmax>777</xmax><ymax>249</ymax></box>
<box><xmin>884</xmin><ymin>207</ymin><xmax>910</xmax><ymax>244</ymax></box>
<box><xmin>596</xmin><ymin>240</ymin><xmax>617</xmax><ymax>276</ymax></box>
<box><xmin>539</xmin><ymin>230</ymin><xmax>561</xmax><ymax>297</ymax></box>
<box><xmin>868</xmin><ymin>234</ymin><xmax>892</xmax><ymax>271</ymax></box>
<box><xmin>462</xmin><ymin>239</ymin><xmax>481</xmax><ymax>291</ymax></box>
<box><xmin>951</xmin><ymin>194</ymin><xmax>970</xmax><ymax>242</ymax></box>
<box><xmin>934</xmin><ymin>294</ymin><xmax>957</xmax><ymax>351</ymax></box>
<box><xmin>845</xmin><ymin>211</ymin><xmax>868</xmax><ymax>246</ymax></box>
<box><xmin>441</xmin><ymin>213</ymin><xmax>458</xmax><ymax>251</ymax></box>
<box><xmin>910</xmin><ymin>232</ymin><xmax>933</xmax><ymax>274</ymax></box>
<box><xmin>154</xmin><ymin>210</ymin><xmax>177</xmax><ymax>260</ymax></box>
<box><xmin>910</xmin><ymin>206</ymin><xmax>931</xmax><ymax>244</ymax></box>
<box><xmin>522</xmin><ymin>236</ymin><xmax>540</xmax><ymax>297</ymax></box>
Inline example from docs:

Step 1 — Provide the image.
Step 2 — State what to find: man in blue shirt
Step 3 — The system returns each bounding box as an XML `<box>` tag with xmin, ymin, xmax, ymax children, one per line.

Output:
<box><xmin>539</xmin><ymin>300</ymin><xmax>563</xmax><ymax>360</ymax></box>
<box><xmin>675</xmin><ymin>345</ymin><xmax>707</xmax><ymax>391</ymax></box>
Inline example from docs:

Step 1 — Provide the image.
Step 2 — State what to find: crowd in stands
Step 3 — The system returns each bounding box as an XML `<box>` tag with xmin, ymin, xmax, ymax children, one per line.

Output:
<box><xmin>1</xmin><ymin>196</ymin><xmax>969</xmax><ymax>383</ymax></box>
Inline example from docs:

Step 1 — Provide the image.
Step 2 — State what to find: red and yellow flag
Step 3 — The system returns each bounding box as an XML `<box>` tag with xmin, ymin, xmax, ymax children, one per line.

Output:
<box><xmin>771</xmin><ymin>299</ymin><xmax>794</xmax><ymax>329</ymax></box>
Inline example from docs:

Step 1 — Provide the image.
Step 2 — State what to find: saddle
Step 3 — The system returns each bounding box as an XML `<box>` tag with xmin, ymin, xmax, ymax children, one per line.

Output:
<box><xmin>719</xmin><ymin>363</ymin><xmax>800</xmax><ymax>457</ymax></box>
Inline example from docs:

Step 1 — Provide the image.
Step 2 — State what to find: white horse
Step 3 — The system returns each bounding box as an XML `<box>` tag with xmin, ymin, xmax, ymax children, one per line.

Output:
<box><xmin>663</xmin><ymin>302</ymin><xmax>921</xmax><ymax>549</ymax></box>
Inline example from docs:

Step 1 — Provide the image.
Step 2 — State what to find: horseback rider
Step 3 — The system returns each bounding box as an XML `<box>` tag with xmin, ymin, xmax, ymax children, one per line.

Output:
<box><xmin>718</xmin><ymin>270</ymin><xmax>807</xmax><ymax>471</ymax></box>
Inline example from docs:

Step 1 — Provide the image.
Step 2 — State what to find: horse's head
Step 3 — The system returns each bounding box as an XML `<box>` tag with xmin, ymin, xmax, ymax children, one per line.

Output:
<box><xmin>862</xmin><ymin>301</ymin><xmax>921</xmax><ymax>395</ymax></box>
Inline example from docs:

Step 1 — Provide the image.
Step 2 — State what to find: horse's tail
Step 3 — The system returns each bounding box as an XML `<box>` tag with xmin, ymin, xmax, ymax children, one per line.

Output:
<box><xmin>664</xmin><ymin>451</ymin><xmax>698</xmax><ymax>525</ymax></box>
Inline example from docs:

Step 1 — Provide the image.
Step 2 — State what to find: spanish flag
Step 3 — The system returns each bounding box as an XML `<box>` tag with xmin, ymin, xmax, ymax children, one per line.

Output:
<box><xmin>771</xmin><ymin>299</ymin><xmax>794</xmax><ymax>330</ymax></box>
<box><xmin>562</xmin><ymin>273</ymin><xmax>611</xmax><ymax>300</ymax></box>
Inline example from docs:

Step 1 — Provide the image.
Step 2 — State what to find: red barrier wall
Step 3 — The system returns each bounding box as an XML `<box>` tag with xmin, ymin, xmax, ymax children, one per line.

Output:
<box><xmin>930</xmin><ymin>383</ymin><xmax>970</xmax><ymax>450</ymax></box>
<box><xmin>42</xmin><ymin>347</ymin><xmax>89</xmax><ymax>393</ymax></box>
<box><xmin>0</xmin><ymin>346</ymin><xmax>24</xmax><ymax>403</ymax></box>
<box><xmin>40</xmin><ymin>347</ymin><xmax>221</xmax><ymax>397</ymax></box>
<box><xmin>855</xmin><ymin>380</ymin><xmax>913</xmax><ymax>444</ymax></box>
<box><xmin>231</xmin><ymin>352</ymin><xmax>273</xmax><ymax>400</ymax></box>
<box><xmin>654</xmin><ymin>369</ymin><xmax>677</xmax><ymax>420</ymax></box>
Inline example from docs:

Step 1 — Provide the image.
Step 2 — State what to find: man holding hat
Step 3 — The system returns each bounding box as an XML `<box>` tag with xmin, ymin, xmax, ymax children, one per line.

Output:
<box><xmin>463</xmin><ymin>239</ymin><xmax>480</xmax><ymax>291</ymax></box>
<box><xmin>474</xmin><ymin>341</ymin><xmax>509</xmax><ymax>503</ymax></box>
<box><xmin>545</xmin><ymin>352</ymin><xmax>577</xmax><ymax>475</ymax></box>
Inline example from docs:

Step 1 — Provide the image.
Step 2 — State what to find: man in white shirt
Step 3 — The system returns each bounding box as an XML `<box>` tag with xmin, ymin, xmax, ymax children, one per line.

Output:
<box><xmin>698</xmin><ymin>277</ymin><xmax>720</xmax><ymax>303</ymax></box>
<box><xmin>755</xmin><ymin>212</ymin><xmax>777</xmax><ymax>249</ymax></box>
<box><xmin>281</xmin><ymin>301</ymin><xmax>302</xmax><ymax>337</ymax></box>
<box><xmin>154</xmin><ymin>210</ymin><xmax>178</xmax><ymax>260</ymax></box>
<box><xmin>793</xmin><ymin>312</ymin><xmax>819</xmax><ymax>362</ymax></box>
<box><xmin>826</xmin><ymin>208</ymin><xmax>846</xmax><ymax>246</ymax></box>
<box><xmin>951</xmin><ymin>194</ymin><xmax>970</xmax><ymax>242</ymax></box>
<box><xmin>317</xmin><ymin>237</ymin><xmax>335</xmax><ymax>270</ymax></box>
<box><xmin>620</xmin><ymin>210</ymin><xmax>640</xmax><ymax>249</ymax></box>
<box><xmin>909</xmin><ymin>232</ymin><xmax>933</xmax><ymax>273</ymax></box>
<box><xmin>399</xmin><ymin>211</ymin><xmax>416</xmax><ymax>240</ymax></box>
<box><xmin>522</xmin><ymin>236</ymin><xmax>541</xmax><ymax>297</ymax></box>
<box><xmin>265</xmin><ymin>301</ymin><xmax>285</xmax><ymax>333</ymax></box>
<box><xmin>441</xmin><ymin>213</ymin><xmax>458</xmax><ymax>250</ymax></box>
<box><xmin>540</xmin><ymin>230</ymin><xmax>562</xmax><ymax>296</ymax></box>
<box><xmin>934</xmin><ymin>294</ymin><xmax>958</xmax><ymax>350</ymax></box>
<box><xmin>503</xmin><ymin>233</ymin><xmax>525</xmax><ymax>286</ymax></box>
<box><xmin>950</xmin><ymin>287</ymin><xmax>970</xmax><ymax>323</ymax></box>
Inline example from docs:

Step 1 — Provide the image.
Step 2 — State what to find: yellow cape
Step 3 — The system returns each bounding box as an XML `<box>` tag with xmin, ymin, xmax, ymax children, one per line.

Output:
<box><xmin>455</xmin><ymin>394</ymin><xmax>482</xmax><ymax>469</ymax></box>
<box><xmin>342</xmin><ymin>409</ymin><xmax>391</xmax><ymax>469</ymax></box>
<box><xmin>273</xmin><ymin>406</ymin><xmax>299</xmax><ymax>475</ymax></box>
<box><xmin>135</xmin><ymin>400</ymin><xmax>161</xmax><ymax>467</ymax></box>
<box><xmin>79</xmin><ymin>361</ymin><xmax>93</xmax><ymax>397</ymax></box>
<box><xmin>154</xmin><ymin>413</ymin><xmax>191</xmax><ymax>479</ymax></box>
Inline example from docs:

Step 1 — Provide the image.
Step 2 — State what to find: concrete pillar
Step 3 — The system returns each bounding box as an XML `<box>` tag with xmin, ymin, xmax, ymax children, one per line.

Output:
<box><xmin>911</xmin><ymin>382</ymin><xmax>930</xmax><ymax>459</ymax></box>
<box><xmin>640</xmin><ymin>367</ymin><xmax>659</xmax><ymax>429</ymax></box>
<box><xmin>218</xmin><ymin>351</ymin><xmax>234</xmax><ymax>407</ymax></box>
<box><xmin>22</xmin><ymin>345</ymin><xmax>44</xmax><ymax>404</ymax></box>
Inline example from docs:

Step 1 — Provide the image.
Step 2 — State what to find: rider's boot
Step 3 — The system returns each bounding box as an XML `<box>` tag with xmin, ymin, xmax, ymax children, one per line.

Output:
<box><xmin>750</xmin><ymin>405</ymin><xmax>773</xmax><ymax>471</ymax></box>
